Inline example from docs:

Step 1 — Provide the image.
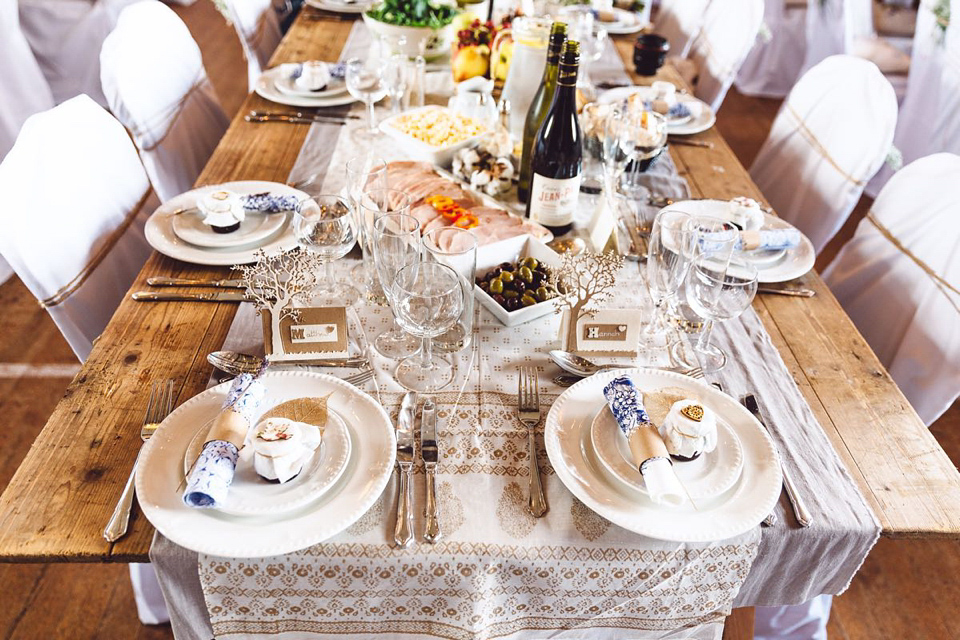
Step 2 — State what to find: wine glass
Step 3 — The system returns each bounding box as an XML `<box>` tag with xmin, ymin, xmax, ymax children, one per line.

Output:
<box><xmin>293</xmin><ymin>194</ymin><xmax>358</xmax><ymax>306</ymax></box>
<box><xmin>383</xmin><ymin>53</ymin><xmax>410</xmax><ymax>116</ymax></box>
<box><xmin>345</xmin><ymin>155</ymin><xmax>388</xmax><ymax>301</ymax></box>
<box><xmin>345</xmin><ymin>57</ymin><xmax>388</xmax><ymax>138</ymax></box>
<box><xmin>675</xmin><ymin>256</ymin><xmax>758</xmax><ymax>373</ymax></box>
<box><xmin>392</xmin><ymin>261</ymin><xmax>464</xmax><ymax>393</ymax></box>
<box><xmin>422</xmin><ymin>227</ymin><xmax>477</xmax><ymax>353</ymax></box>
<box><xmin>569</xmin><ymin>9</ymin><xmax>608</xmax><ymax>102</ymax></box>
<box><xmin>644</xmin><ymin>209</ymin><xmax>697</xmax><ymax>338</ymax></box>
<box><xmin>359</xmin><ymin>187</ymin><xmax>412</xmax><ymax>304</ymax></box>
<box><xmin>626</xmin><ymin>109</ymin><xmax>668</xmax><ymax>173</ymax></box>
<box><xmin>372</xmin><ymin>212</ymin><xmax>422</xmax><ymax>358</ymax></box>
<box><xmin>600</xmin><ymin>101</ymin><xmax>634</xmax><ymax>207</ymax></box>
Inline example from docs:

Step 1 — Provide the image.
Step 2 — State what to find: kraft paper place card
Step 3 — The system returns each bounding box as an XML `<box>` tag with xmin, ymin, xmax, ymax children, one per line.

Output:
<box><xmin>262</xmin><ymin>306</ymin><xmax>349</xmax><ymax>361</ymax></box>
<box><xmin>586</xmin><ymin>197</ymin><xmax>620</xmax><ymax>254</ymax></box>
<box><xmin>558</xmin><ymin>308</ymin><xmax>641</xmax><ymax>356</ymax></box>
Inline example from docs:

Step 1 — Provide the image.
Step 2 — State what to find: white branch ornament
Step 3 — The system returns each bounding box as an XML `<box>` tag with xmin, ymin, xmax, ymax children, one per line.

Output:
<box><xmin>551</xmin><ymin>251</ymin><xmax>625</xmax><ymax>350</ymax></box>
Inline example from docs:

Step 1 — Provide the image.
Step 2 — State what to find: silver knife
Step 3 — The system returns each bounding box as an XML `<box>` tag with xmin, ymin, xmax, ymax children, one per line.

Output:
<box><xmin>147</xmin><ymin>276</ymin><xmax>245</xmax><ymax>288</ymax></box>
<box><xmin>420</xmin><ymin>400</ymin><xmax>441</xmax><ymax>543</ymax></box>
<box><xmin>131</xmin><ymin>291</ymin><xmax>253</xmax><ymax>302</ymax></box>
<box><xmin>757</xmin><ymin>287</ymin><xmax>816</xmax><ymax>298</ymax></box>
<box><xmin>393</xmin><ymin>391</ymin><xmax>417</xmax><ymax>548</ymax></box>
<box><xmin>742</xmin><ymin>394</ymin><xmax>812</xmax><ymax>527</ymax></box>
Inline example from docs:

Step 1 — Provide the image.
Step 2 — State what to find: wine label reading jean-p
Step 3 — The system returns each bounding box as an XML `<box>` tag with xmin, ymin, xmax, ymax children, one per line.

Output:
<box><xmin>530</xmin><ymin>173</ymin><xmax>581</xmax><ymax>226</ymax></box>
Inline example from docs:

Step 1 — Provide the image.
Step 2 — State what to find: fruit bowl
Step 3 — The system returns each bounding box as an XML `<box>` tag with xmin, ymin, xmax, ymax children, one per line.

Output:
<box><xmin>361</xmin><ymin>14</ymin><xmax>453</xmax><ymax>58</ymax></box>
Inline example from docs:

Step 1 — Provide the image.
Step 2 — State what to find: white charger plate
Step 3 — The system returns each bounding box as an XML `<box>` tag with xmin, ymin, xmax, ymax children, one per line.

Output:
<box><xmin>171</xmin><ymin>209</ymin><xmax>287</xmax><ymax>249</ymax></box>
<box><xmin>146</xmin><ymin>181</ymin><xmax>305</xmax><ymax>266</ymax></box>
<box><xmin>599</xmin><ymin>86</ymin><xmax>716</xmax><ymax>135</ymax></box>
<box><xmin>256</xmin><ymin>67</ymin><xmax>358</xmax><ymax>108</ymax></box>
<box><xmin>274</xmin><ymin>71</ymin><xmax>347</xmax><ymax>99</ymax></box>
<box><xmin>136</xmin><ymin>371</ymin><xmax>396</xmax><ymax>557</ymax></box>
<box><xmin>590</xmin><ymin>405</ymin><xmax>744</xmax><ymax>501</ymax></box>
<box><xmin>181</xmin><ymin>410</ymin><xmax>352</xmax><ymax>517</ymax></box>
<box><xmin>305</xmin><ymin>0</ymin><xmax>372</xmax><ymax>14</ymax></box>
<box><xmin>545</xmin><ymin>368</ymin><xmax>781</xmax><ymax>542</ymax></box>
<box><xmin>660</xmin><ymin>199</ymin><xmax>816</xmax><ymax>283</ymax></box>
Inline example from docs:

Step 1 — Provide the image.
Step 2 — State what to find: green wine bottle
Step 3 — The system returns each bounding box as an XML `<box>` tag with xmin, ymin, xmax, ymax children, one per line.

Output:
<box><xmin>526</xmin><ymin>40</ymin><xmax>582</xmax><ymax>237</ymax></box>
<box><xmin>517</xmin><ymin>21</ymin><xmax>567</xmax><ymax>205</ymax></box>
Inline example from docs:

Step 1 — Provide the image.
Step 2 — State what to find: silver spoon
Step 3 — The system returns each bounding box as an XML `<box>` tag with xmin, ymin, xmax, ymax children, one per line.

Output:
<box><xmin>548</xmin><ymin>350</ymin><xmax>631</xmax><ymax>377</ymax></box>
<box><xmin>546</xmin><ymin>237</ymin><xmax>586</xmax><ymax>256</ymax></box>
<box><xmin>207</xmin><ymin>350</ymin><xmax>368</xmax><ymax>376</ymax></box>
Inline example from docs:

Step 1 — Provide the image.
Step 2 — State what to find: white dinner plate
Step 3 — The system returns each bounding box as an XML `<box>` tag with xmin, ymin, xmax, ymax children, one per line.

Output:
<box><xmin>256</xmin><ymin>67</ymin><xmax>358</xmax><ymax>109</ymax></box>
<box><xmin>599</xmin><ymin>86</ymin><xmax>716</xmax><ymax>135</ymax></box>
<box><xmin>274</xmin><ymin>70</ymin><xmax>347</xmax><ymax>99</ymax></box>
<box><xmin>136</xmin><ymin>371</ymin><xmax>396</xmax><ymax>557</ymax></box>
<box><xmin>145</xmin><ymin>181</ymin><xmax>305</xmax><ymax>266</ymax></box>
<box><xmin>181</xmin><ymin>410</ymin><xmax>352</xmax><ymax>517</ymax></box>
<box><xmin>545</xmin><ymin>368</ymin><xmax>781</xmax><ymax>542</ymax></box>
<box><xmin>660</xmin><ymin>199</ymin><xmax>816</xmax><ymax>283</ymax></box>
<box><xmin>590</xmin><ymin>404</ymin><xmax>744</xmax><ymax>501</ymax></box>
<box><xmin>305</xmin><ymin>0</ymin><xmax>373</xmax><ymax>14</ymax></box>
<box><xmin>171</xmin><ymin>209</ymin><xmax>287</xmax><ymax>249</ymax></box>
<box><xmin>597</xmin><ymin>8</ymin><xmax>649</xmax><ymax>34</ymax></box>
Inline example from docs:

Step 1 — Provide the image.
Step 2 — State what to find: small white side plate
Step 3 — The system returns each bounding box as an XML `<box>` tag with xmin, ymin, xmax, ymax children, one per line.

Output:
<box><xmin>171</xmin><ymin>210</ymin><xmax>287</xmax><ymax>249</ymax></box>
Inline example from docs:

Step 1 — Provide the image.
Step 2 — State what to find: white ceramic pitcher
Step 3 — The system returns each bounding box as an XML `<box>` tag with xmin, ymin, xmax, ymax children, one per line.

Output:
<box><xmin>492</xmin><ymin>16</ymin><xmax>552</xmax><ymax>141</ymax></box>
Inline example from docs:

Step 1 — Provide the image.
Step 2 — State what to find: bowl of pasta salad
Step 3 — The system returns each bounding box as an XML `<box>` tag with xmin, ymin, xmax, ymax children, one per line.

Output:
<box><xmin>379</xmin><ymin>106</ymin><xmax>488</xmax><ymax>167</ymax></box>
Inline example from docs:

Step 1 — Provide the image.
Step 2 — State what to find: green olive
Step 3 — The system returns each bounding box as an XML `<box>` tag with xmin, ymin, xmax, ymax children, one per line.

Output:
<box><xmin>521</xmin><ymin>294</ymin><xmax>538</xmax><ymax>307</ymax></box>
<box><xmin>503</xmin><ymin>289</ymin><xmax>519</xmax><ymax>299</ymax></box>
<box><xmin>499</xmin><ymin>270</ymin><xmax>515</xmax><ymax>283</ymax></box>
<box><xmin>520</xmin><ymin>257</ymin><xmax>539</xmax><ymax>270</ymax></box>
<box><xmin>536</xmin><ymin>286</ymin><xmax>550</xmax><ymax>302</ymax></box>
<box><xmin>488</xmin><ymin>278</ymin><xmax>504</xmax><ymax>294</ymax></box>
<box><xmin>519</xmin><ymin>266</ymin><xmax>534</xmax><ymax>283</ymax></box>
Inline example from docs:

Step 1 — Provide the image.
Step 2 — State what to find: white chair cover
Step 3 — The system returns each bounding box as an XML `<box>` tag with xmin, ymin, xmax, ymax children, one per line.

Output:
<box><xmin>656</xmin><ymin>0</ymin><xmax>711</xmax><ymax>58</ymax></box>
<box><xmin>129</xmin><ymin>563</ymin><xmax>171</xmax><ymax>624</ymax></box>
<box><xmin>0</xmin><ymin>95</ymin><xmax>155</xmax><ymax>361</ymax></box>
<box><xmin>802</xmin><ymin>0</ymin><xmax>875</xmax><ymax>72</ymax></box>
<box><xmin>1</xmin><ymin>0</ymin><xmax>54</xmax><ymax>160</ymax></box>
<box><xmin>100</xmin><ymin>0</ymin><xmax>229</xmax><ymax>202</ymax></box>
<box><xmin>749</xmin><ymin>55</ymin><xmax>898</xmax><ymax>253</ymax></box>
<box><xmin>735</xmin><ymin>0</ymin><xmax>808</xmax><ymax>98</ymax></box>
<box><xmin>224</xmin><ymin>0</ymin><xmax>282</xmax><ymax>90</ymax></box>
<box><xmin>687</xmin><ymin>0</ymin><xmax>765</xmax><ymax>111</ymax></box>
<box><xmin>17</xmin><ymin>0</ymin><xmax>141</xmax><ymax>106</ymax></box>
<box><xmin>823</xmin><ymin>153</ymin><xmax>960</xmax><ymax>425</ymax></box>
<box><xmin>755</xmin><ymin>594</ymin><xmax>833</xmax><ymax>640</ymax></box>
<box><xmin>867</xmin><ymin>0</ymin><xmax>960</xmax><ymax>195</ymax></box>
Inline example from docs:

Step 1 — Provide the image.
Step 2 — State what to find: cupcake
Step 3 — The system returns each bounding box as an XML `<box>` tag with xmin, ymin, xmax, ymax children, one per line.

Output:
<box><xmin>658</xmin><ymin>399</ymin><xmax>718</xmax><ymax>461</ymax></box>
<box><xmin>295</xmin><ymin>61</ymin><xmax>331</xmax><ymax>92</ymax></box>
<box><xmin>198</xmin><ymin>190</ymin><xmax>245</xmax><ymax>234</ymax></box>
<box><xmin>728</xmin><ymin>196</ymin><xmax>765</xmax><ymax>231</ymax></box>
<box><xmin>250</xmin><ymin>417</ymin><xmax>323</xmax><ymax>483</ymax></box>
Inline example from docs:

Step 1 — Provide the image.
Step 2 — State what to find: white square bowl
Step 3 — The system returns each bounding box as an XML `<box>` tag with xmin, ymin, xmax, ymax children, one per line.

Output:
<box><xmin>475</xmin><ymin>235</ymin><xmax>565</xmax><ymax>327</ymax></box>
<box><xmin>378</xmin><ymin>106</ymin><xmax>487</xmax><ymax>168</ymax></box>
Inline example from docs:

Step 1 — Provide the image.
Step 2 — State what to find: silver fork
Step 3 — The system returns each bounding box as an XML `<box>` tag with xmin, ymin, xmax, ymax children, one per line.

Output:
<box><xmin>518</xmin><ymin>366</ymin><xmax>548</xmax><ymax>518</ymax></box>
<box><xmin>104</xmin><ymin>379</ymin><xmax>175</xmax><ymax>542</ymax></box>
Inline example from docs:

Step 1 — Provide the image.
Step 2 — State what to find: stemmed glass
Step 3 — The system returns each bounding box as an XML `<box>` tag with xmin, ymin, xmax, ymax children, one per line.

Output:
<box><xmin>359</xmin><ymin>187</ymin><xmax>411</xmax><ymax>305</ymax></box>
<box><xmin>293</xmin><ymin>194</ymin><xmax>358</xmax><ymax>306</ymax></box>
<box><xmin>422</xmin><ymin>227</ymin><xmax>477</xmax><ymax>353</ymax></box>
<box><xmin>677</xmin><ymin>256</ymin><xmax>758</xmax><ymax>373</ymax></box>
<box><xmin>345</xmin><ymin>57</ymin><xmax>388</xmax><ymax>139</ymax></box>
<box><xmin>600</xmin><ymin>101</ymin><xmax>635</xmax><ymax>209</ymax></box>
<box><xmin>392</xmin><ymin>262</ymin><xmax>464</xmax><ymax>393</ymax></box>
<box><xmin>372</xmin><ymin>212</ymin><xmax>422</xmax><ymax>358</ymax></box>
<box><xmin>345</xmin><ymin>155</ymin><xmax>388</xmax><ymax>300</ymax></box>
<box><xmin>384</xmin><ymin>53</ymin><xmax>410</xmax><ymax>116</ymax></box>
<box><xmin>569</xmin><ymin>9</ymin><xmax>608</xmax><ymax>102</ymax></box>
<box><xmin>644</xmin><ymin>209</ymin><xmax>697</xmax><ymax>339</ymax></box>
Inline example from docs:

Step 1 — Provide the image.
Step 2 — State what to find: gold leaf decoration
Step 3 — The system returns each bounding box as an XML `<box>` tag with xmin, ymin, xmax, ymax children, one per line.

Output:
<box><xmin>260</xmin><ymin>392</ymin><xmax>334</xmax><ymax>429</ymax></box>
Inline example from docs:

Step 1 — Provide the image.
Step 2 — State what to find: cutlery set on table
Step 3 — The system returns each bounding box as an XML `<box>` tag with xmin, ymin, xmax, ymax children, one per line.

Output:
<box><xmin>393</xmin><ymin>392</ymin><xmax>442</xmax><ymax>547</ymax></box>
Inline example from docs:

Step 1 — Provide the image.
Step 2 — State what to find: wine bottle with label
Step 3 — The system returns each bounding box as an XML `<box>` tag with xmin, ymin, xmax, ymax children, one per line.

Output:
<box><xmin>526</xmin><ymin>40</ymin><xmax>582</xmax><ymax>237</ymax></box>
<box><xmin>518</xmin><ymin>21</ymin><xmax>567</xmax><ymax>205</ymax></box>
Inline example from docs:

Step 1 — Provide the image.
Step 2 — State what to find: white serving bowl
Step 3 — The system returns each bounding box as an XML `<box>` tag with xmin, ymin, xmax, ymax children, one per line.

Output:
<box><xmin>379</xmin><ymin>106</ymin><xmax>487</xmax><ymax>167</ymax></box>
<box><xmin>360</xmin><ymin>14</ymin><xmax>453</xmax><ymax>58</ymax></box>
<box><xmin>475</xmin><ymin>235</ymin><xmax>565</xmax><ymax>327</ymax></box>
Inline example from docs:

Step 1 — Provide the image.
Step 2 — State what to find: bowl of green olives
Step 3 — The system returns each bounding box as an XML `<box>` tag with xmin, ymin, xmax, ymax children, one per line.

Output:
<box><xmin>474</xmin><ymin>236</ymin><xmax>566</xmax><ymax>326</ymax></box>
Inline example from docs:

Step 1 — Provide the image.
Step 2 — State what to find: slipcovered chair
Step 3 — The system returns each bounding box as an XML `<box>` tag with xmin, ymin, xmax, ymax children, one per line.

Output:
<box><xmin>1</xmin><ymin>0</ymin><xmax>54</xmax><ymax>160</ymax></box>
<box><xmin>223</xmin><ymin>0</ymin><xmax>283</xmax><ymax>90</ymax></box>
<box><xmin>749</xmin><ymin>55</ymin><xmax>898</xmax><ymax>253</ymax></box>
<box><xmin>735</xmin><ymin>0</ymin><xmax>808</xmax><ymax>98</ymax></box>
<box><xmin>823</xmin><ymin>153</ymin><xmax>960</xmax><ymax>426</ymax></box>
<box><xmin>100</xmin><ymin>0</ymin><xmax>229</xmax><ymax>201</ymax></box>
<box><xmin>655</xmin><ymin>0</ymin><xmax>711</xmax><ymax>59</ymax></box>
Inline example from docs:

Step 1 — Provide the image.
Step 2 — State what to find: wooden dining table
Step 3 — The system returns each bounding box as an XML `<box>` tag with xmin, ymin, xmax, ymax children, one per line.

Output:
<box><xmin>0</xmin><ymin>7</ymin><xmax>958</xmax><ymax>590</ymax></box>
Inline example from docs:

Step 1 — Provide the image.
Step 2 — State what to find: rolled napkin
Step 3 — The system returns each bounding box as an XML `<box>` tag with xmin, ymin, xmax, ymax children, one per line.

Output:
<box><xmin>603</xmin><ymin>376</ymin><xmax>687</xmax><ymax>506</ymax></box>
<box><xmin>241</xmin><ymin>192</ymin><xmax>300</xmax><ymax>214</ymax></box>
<box><xmin>699</xmin><ymin>228</ymin><xmax>803</xmax><ymax>253</ymax></box>
<box><xmin>182</xmin><ymin>374</ymin><xmax>266</xmax><ymax>508</ymax></box>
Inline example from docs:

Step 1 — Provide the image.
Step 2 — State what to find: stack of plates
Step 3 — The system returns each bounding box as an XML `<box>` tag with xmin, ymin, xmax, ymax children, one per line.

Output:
<box><xmin>145</xmin><ymin>181</ymin><xmax>306</xmax><ymax>266</ymax></box>
<box><xmin>136</xmin><ymin>371</ymin><xmax>396</xmax><ymax>557</ymax></box>
<box><xmin>255</xmin><ymin>63</ymin><xmax>357</xmax><ymax>109</ymax></box>
<box><xmin>599</xmin><ymin>86</ymin><xmax>717</xmax><ymax>136</ymax></box>
<box><xmin>545</xmin><ymin>368</ymin><xmax>782</xmax><ymax>542</ymax></box>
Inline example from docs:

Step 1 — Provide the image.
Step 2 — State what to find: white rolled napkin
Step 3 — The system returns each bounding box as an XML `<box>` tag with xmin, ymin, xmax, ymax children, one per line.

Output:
<box><xmin>603</xmin><ymin>376</ymin><xmax>687</xmax><ymax>506</ymax></box>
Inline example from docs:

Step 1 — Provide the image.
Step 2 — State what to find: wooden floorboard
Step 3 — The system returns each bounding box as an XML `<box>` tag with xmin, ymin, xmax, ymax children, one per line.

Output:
<box><xmin>0</xmin><ymin>9</ymin><xmax>957</xmax><ymax>639</ymax></box>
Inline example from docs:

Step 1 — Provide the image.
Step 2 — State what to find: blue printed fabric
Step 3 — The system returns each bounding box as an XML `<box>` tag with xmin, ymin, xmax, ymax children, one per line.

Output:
<box><xmin>241</xmin><ymin>193</ymin><xmax>300</xmax><ymax>214</ymax></box>
<box><xmin>183</xmin><ymin>440</ymin><xmax>240</xmax><ymax>508</ymax></box>
<box><xmin>602</xmin><ymin>376</ymin><xmax>652</xmax><ymax>435</ymax></box>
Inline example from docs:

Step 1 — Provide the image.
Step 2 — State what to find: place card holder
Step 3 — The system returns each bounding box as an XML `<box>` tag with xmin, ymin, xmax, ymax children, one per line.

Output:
<box><xmin>262</xmin><ymin>306</ymin><xmax>350</xmax><ymax>361</ymax></box>
<box><xmin>558</xmin><ymin>308</ymin><xmax>641</xmax><ymax>356</ymax></box>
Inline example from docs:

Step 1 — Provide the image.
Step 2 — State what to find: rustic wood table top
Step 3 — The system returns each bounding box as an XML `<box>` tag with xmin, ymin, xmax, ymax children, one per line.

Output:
<box><xmin>1</xmin><ymin>14</ymin><xmax>958</xmax><ymax>564</ymax></box>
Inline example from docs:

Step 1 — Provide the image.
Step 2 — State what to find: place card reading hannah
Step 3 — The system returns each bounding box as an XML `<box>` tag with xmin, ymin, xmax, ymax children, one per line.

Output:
<box><xmin>262</xmin><ymin>307</ymin><xmax>350</xmax><ymax>360</ymax></box>
<box><xmin>558</xmin><ymin>308</ymin><xmax>641</xmax><ymax>355</ymax></box>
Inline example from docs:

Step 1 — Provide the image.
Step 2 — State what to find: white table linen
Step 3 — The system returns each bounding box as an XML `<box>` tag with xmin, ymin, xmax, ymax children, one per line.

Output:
<box><xmin>100</xmin><ymin>0</ymin><xmax>229</xmax><ymax>202</ymax></box>
<box><xmin>824</xmin><ymin>153</ymin><xmax>960</xmax><ymax>426</ymax></box>
<box><xmin>749</xmin><ymin>54</ymin><xmax>898</xmax><ymax>253</ymax></box>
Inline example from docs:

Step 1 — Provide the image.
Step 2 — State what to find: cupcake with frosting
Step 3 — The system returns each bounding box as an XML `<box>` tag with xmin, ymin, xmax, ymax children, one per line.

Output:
<box><xmin>658</xmin><ymin>399</ymin><xmax>718</xmax><ymax>461</ymax></box>
<box><xmin>198</xmin><ymin>190</ymin><xmax>245</xmax><ymax>234</ymax></box>
<box><xmin>250</xmin><ymin>417</ymin><xmax>323</xmax><ymax>483</ymax></box>
<box><xmin>295</xmin><ymin>61</ymin><xmax>331</xmax><ymax>92</ymax></box>
<box><xmin>728</xmin><ymin>196</ymin><xmax>765</xmax><ymax>231</ymax></box>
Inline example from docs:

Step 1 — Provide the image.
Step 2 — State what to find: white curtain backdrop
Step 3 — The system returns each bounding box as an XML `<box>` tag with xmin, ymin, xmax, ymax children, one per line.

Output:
<box><xmin>224</xmin><ymin>0</ymin><xmax>283</xmax><ymax>90</ymax></box>
<box><xmin>867</xmin><ymin>0</ymin><xmax>960</xmax><ymax>195</ymax></box>
<box><xmin>101</xmin><ymin>0</ymin><xmax>229</xmax><ymax>201</ymax></box>
<box><xmin>735</xmin><ymin>0</ymin><xmax>808</xmax><ymax>98</ymax></box>
<box><xmin>749</xmin><ymin>55</ymin><xmax>898</xmax><ymax>253</ymax></box>
<box><xmin>688</xmin><ymin>0</ymin><xmax>765</xmax><ymax>111</ymax></box>
<box><xmin>656</xmin><ymin>0</ymin><xmax>712</xmax><ymax>58</ymax></box>
<box><xmin>824</xmin><ymin>153</ymin><xmax>960</xmax><ymax>426</ymax></box>
<box><xmin>0</xmin><ymin>95</ymin><xmax>155</xmax><ymax>361</ymax></box>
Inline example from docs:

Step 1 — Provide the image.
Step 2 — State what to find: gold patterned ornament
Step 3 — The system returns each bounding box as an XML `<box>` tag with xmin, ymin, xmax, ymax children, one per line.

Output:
<box><xmin>680</xmin><ymin>404</ymin><xmax>704</xmax><ymax>422</ymax></box>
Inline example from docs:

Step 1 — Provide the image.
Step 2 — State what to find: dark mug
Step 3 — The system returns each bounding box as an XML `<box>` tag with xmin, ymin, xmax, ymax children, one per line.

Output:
<box><xmin>634</xmin><ymin>34</ymin><xmax>670</xmax><ymax>76</ymax></box>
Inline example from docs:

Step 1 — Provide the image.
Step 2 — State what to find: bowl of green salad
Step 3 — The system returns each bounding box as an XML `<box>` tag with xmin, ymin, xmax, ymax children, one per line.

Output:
<box><xmin>362</xmin><ymin>0</ymin><xmax>459</xmax><ymax>58</ymax></box>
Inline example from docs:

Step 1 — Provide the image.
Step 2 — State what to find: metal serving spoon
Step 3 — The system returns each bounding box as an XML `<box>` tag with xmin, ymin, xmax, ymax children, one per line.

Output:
<box><xmin>207</xmin><ymin>350</ymin><xmax>368</xmax><ymax>376</ymax></box>
<box><xmin>548</xmin><ymin>350</ymin><xmax>631</xmax><ymax>377</ymax></box>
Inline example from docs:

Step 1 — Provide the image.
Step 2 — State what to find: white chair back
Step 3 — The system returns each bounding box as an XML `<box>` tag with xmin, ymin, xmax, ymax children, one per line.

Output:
<box><xmin>803</xmin><ymin>0</ymin><xmax>875</xmax><ymax>71</ymax></box>
<box><xmin>0</xmin><ymin>95</ymin><xmax>155</xmax><ymax>361</ymax></box>
<box><xmin>17</xmin><ymin>0</ymin><xmax>140</xmax><ymax>106</ymax></box>
<box><xmin>823</xmin><ymin>153</ymin><xmax>960</xmax><ymax>425</ymax></box>
<box><xmin>1</xmin><ymin>0</ymin><xmax>54</xmax><ymax>160</ymax></box>
<box><xmin>749</xmin><ymin>55</ymin><xmax>897</xmax><ymax>253</ymax></box>
<box><xmin>100</xmin><ymin>1</ymin><xmax>229</xmax><ymax>202</ymax></box>
<box><xmin>687</xmin><ymin>0</ymin><xmax>765</xmax><ymax>111</ymax></box>
<box><xmin>224</xmin><ymin>0</ymin><xmax>282</xmax><ymax>90</ymax></box>
<box><xmin>655</xmin><ymin>0</ymin><xmax>711</xmax><ymax>58</ymax></box>
<box><xmin>735</xmin><ymin>0</ymin><xmax>808</xmax><ymax>98</ymax></box>
<box><xmin>867</xmin><ymin>0</ymin><xmax>960</xmax><ymax>195</ymax></box>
